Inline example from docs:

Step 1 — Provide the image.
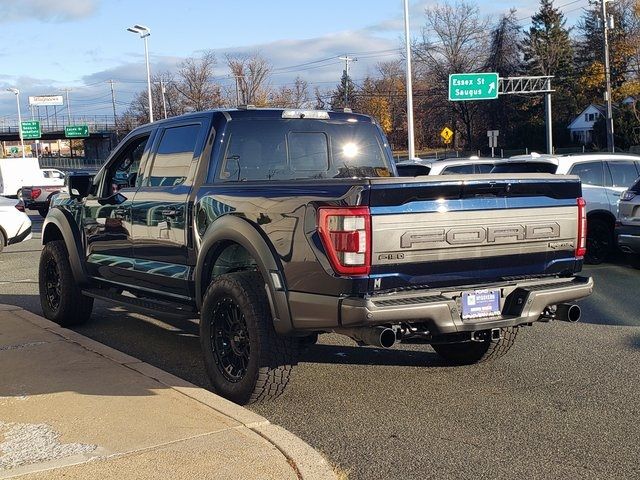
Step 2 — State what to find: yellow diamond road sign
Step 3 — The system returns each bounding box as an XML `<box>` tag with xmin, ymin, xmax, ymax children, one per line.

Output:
<box><xmin>440</xmin><ymin>127</ymin><xmax>453</xmax><ymax>143</ymax></box>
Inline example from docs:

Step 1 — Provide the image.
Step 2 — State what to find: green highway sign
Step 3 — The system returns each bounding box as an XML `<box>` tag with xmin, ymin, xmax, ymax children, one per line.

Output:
<box><xmin>449</xmin><ymin>73</ymin><xmax>499</xmax><ymax>101</ymax></box>
<box><xmin>21</xmin><ymin>120</ymin><xmax>41</xmax><ymax>139</ymax></box>
<box><xmin>65</xmin><ymin>125</ymin><xmax>89</xmax><ymax>138</ymax></box>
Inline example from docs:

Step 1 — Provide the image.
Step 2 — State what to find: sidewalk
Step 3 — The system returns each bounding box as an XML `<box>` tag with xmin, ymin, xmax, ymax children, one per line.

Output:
<box><xmin>0</xmin><ymin>305</ymin><xmax>336</xmax><ymax>480</ymax></box>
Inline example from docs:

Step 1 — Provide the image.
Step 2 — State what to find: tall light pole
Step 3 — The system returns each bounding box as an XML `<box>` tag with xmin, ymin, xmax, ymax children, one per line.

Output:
<box><xmin>602</xmin><ymin>0</ymin><xmax>615</xmax><ymax>152</ymax></box>
<box><xmin>6</xmin><ymin>88</ymin><xmax>25</xmax><ymax>158</ymax></box>
<box><xmin>127</xmin><ymin>24</ymin><xmax>154</xmax><ymax>123</ymax></box>
<box><xmin>403</xmin><ymin>0</ymin><xmax>416</xmax><ymax>160</ymax></box>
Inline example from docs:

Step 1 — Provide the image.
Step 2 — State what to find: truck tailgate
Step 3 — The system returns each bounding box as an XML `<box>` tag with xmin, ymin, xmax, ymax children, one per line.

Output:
<box><xmin>368</xmin><ymin>174</ymin><xmax>582</xmax><ymax>289</ymax></box>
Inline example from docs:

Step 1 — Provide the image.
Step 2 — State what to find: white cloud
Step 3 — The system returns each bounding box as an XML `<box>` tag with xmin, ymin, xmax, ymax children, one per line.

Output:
<box><xmin>0</xmin><ymin>0</ymin><xmax>99</xmax><ymax>23</ymax></box>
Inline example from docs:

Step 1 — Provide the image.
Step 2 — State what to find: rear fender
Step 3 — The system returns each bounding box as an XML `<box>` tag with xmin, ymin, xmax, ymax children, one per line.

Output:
<box><xmin>195</xmin><ymin>215</ymin><xmax>294</xmax><ymax>335</ymax></box>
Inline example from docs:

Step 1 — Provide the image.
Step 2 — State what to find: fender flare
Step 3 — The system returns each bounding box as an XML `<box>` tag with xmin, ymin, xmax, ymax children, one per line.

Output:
<box><xmin>195</xmin><ymin>215</ymin><xmax>294</xmax><ymax>336</ymax></box>
<box><xmin>42</xmin><ymin>207</ymin><xmax>89</xmax><ymax>285</ymax></box>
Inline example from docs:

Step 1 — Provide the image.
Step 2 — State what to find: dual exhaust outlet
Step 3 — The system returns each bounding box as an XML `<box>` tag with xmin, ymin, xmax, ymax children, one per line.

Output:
<box><xmin>334</xmin><ymin>303</ymin><xmax>581</xmax><ymax>349</ymax></box>
<box><xmin>543</xmin><ymin>303</ymin><xmax>582</xmax><ymax>323</ymax></box>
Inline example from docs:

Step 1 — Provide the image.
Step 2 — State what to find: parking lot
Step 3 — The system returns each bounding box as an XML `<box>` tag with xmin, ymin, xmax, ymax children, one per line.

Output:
<box><xmin>1</xmin><ymin>213</ymin><xmax>640</xmax><ymax>479</ymax></box>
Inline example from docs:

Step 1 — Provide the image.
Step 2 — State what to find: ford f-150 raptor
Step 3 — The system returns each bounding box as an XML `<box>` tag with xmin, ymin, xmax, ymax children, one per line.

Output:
<box><xmin>40</xmin><ymin>108</ymin><xmax>593</xmax><ymax>404</ymax></box>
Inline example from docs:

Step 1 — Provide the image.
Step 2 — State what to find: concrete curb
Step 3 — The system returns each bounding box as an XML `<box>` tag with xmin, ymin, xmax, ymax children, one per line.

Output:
<box><xmin>7</xmin><ymin>306</ymin><xmax>337</xmax><ymax>480</ymax></box>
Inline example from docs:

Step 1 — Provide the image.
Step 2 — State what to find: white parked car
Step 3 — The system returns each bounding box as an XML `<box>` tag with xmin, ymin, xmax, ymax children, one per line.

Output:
<box><xmin>0</xmin><ymin>196</ymin><xmax>32</xmax><ymax>252</ymax></box>
<box><xmin>491</xmin><ymin>153</ymin><xmax>640</xmax><ymax>264</ymax></box>
<box><xmin>396</xmin><ymin>157</ymin><xmax>497</xmax><ymax>176</ymax></box>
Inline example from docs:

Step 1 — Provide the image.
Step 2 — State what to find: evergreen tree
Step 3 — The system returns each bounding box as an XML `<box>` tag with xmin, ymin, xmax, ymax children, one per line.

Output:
<box><xmin>520</xmin><ymin>0</ymin><xmax>576</xmax><ymax>142</ymax></box>
<box><xmin>330</xmin><ymin>70</ymin><xmax>357</xmax><ymax>110</ymax></box>
<box><xmin>576</xmin><ymin>0</ymin><xmax>639</xmax><ymax>104</ymax></box>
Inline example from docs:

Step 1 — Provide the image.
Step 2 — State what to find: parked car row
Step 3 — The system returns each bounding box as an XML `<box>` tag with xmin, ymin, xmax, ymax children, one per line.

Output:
<box><xmin>397</xmin><ymin>152</ymin><xmax>640</xmax><ymax>267</ymax></box>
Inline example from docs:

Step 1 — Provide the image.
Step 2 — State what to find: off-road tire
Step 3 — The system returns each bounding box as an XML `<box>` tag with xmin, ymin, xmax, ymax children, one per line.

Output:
<box><xmin>39</xmin><ymin>240</ymin><xmax>93</xmax><ymax>326</ymax></box>
<box><xmin>585</xmin><ymin>218</ymin><xmax>613</xmax><ymax>265</ymax></box>
<box><xmin>432</xmin><ymin>327</ymin><xmax>518</xmax><ymax>365</ymax></box>
<box><xmin>200</xmin><ymin>271</ymin><xmax>298</xmax><ymax>405</ymax></box>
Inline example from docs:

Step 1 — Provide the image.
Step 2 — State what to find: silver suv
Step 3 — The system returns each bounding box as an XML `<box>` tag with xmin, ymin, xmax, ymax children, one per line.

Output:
<box><xmin>492</xmin><ymin>153</ymin><xmax>640</xmax><ymax>264</ymax></box>
<box><xmin>616</xmin><ymin>176</ymin><xmax>640</xmax><ymax>268</ymax></box>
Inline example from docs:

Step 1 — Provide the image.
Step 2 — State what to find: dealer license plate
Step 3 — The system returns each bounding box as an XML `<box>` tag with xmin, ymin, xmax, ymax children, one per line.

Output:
<box><xmin>461</xmin><ymin>289</ymin><xmax>501</xmax><ymax>319</ymax></box>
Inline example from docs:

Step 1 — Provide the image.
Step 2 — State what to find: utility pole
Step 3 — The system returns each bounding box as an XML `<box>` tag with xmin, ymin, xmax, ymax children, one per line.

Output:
<box><xmin>160</xmin><ymin>79</ymin><xmax>168</xmax><ymax>119</ymax></box>
<box><xmin>602</xmin><ymin>0</ymin><xmax>615</xmax><ymax>152</ymax></box>
<box><xmin>109</xmin><ymin>80</ymin><xmax>119</xmax><ymax>137</ymax></box>
<box><xmin>62</xmin><ymin>88</ymin><xmax>72</xmax><ymax>125</ymax></box>
<box><xmin>234</xmin><ymin>76</ymin><xmax>241</xmax><ymax>106</ymax></box>
<box><xmin>403</xmin><ymin>0</ymin><xmax>416</xmax><ymax>160</ymax></box>
<box><xmin>338</xmin><ymin>55</ymin><xmax>357</xmax><ymax>107</ymax></box>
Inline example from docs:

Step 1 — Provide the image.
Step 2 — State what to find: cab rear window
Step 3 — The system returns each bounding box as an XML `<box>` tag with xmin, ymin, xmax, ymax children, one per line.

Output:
<box><xmin>218</xmin><ymin>119</ymin><xmax>393</xmax><ymax>181</ymax></box>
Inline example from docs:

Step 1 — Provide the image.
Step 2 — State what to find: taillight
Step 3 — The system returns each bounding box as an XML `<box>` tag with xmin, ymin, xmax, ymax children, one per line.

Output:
<box><xmin>620</xmin><ymin>190</ymin><xmax>636</xmax><ymax>201</ymax></box>
<box><xmin>15</xmin><ymin>202</ymin><xmax>25</xmax><ymax>212</ymax></box>
<box><xmin>576</xmin><ymin>197</ymin><xmax>587</xmax><ymax>258</ymax></box>
<box><xmin>317</xmin><ymin>207</ymin><xmax>371</xmax><ymax>276</ymax></box>
<box><xmin>30</xmin><ymin>188</ymin><xmax>41</xmax><ymax>200</ymax></box>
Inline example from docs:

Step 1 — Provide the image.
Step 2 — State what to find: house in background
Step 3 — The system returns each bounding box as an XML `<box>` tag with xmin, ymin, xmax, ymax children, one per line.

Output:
<box><xmin>567</xmin><ymin>104</ymin><xmax>605</xmax><ymax>144</ymax></box>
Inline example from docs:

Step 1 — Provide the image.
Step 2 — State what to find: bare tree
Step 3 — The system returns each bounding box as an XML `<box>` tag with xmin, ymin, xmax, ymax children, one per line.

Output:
<box><xmin>226</xmin><ymin>52</ymin><xmax>272</xmax><ymax>106</ymax></box>
<box><xmin>414</xmin><ymin>1</ymin><xmax>489</xmax><ymax>147</ymax></box>
<box><xmin>174</xmin><ymin>50</ymin><xmax>222</xmax><ymax>111</ymax></box>
<box><xmin>269</xmin><ymin>77</ymin><xmax>310</xmax><ymax>108</ymax></box>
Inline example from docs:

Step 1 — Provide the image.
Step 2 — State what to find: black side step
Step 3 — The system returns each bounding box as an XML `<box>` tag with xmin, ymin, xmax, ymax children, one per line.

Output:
<box><xmin>82</xmin><ymin>288</ymin><xmax>198</xmax><ymax>319</ymax></box>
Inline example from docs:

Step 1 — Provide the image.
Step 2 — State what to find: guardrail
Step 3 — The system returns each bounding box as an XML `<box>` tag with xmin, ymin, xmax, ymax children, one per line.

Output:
<box><xmin>39</xmin><ymin>157</ymin><xmax>104</xmax><ymax>171</ymax></box>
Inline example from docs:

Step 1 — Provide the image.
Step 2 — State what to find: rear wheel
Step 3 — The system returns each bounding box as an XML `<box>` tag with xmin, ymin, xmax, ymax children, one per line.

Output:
<box><xmin>585</xmin><ymin>218</ymin><xmax>613</xmax><ymax>265</ymax></box>
<box><xmin>200</xmin><ymin>271</ymin><xmax>299</xmax><ymax>404</ymax></box>
<box><xmin>39</xmin><ymin>240</ymin><xmax>93</xmax><ymax>326</ymax></box>
<box><xmin>432</xmin><ymin>327</ymin><xmax>518</xmax><ymax>364</ymax></box>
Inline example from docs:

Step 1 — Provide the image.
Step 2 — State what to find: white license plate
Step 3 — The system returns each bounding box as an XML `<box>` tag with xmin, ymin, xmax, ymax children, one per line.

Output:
<box><xmin>461</xmin><ymin>289</ymin><xmax>501</xmax><ymax>319</ymax></box>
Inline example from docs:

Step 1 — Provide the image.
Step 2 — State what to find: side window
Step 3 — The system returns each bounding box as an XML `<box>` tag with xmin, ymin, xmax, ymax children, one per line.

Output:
<box><xmin>607</xmin><ymin>161</ymin><xmax>640</xmax><ymax>188</ymax></box>
<box><xmin>441</xmin><ymin>164</ymin><xmax>474</xmax><ymax>175</ymax></box>
<box><xmin>289</xmin><ymin>132</ymin><xmax>329</xmax><ymax>173</ymax></box>
<box><xmin>104</xmin><ymin>134</ymin><xmax>150</xmax><ymax>196</ymax></box>
<box><xmin>569</xmin><ymin>161</ymin><xmax>604</xmax><ymax>186</ymax></box>
<box><xmin>148</xmin><ymin>124</ymin><xmax>200</xmax><ymax>187</ymax></box>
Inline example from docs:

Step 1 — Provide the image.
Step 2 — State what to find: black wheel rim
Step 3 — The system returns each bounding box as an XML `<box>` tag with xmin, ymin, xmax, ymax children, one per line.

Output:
<box><xmin>44</xmin><ymin>259</ymin><xmax>61</xmax><ymax>310</ymax></box>
<box><xmin>587</xmin><ymin>225</ymin><xmax>611</xmax><ymax>262</ymax></box>
<box><xmin>210</xmin><ymin>298</ymin><xmax>250</xmax><ymax>383</ymax></box>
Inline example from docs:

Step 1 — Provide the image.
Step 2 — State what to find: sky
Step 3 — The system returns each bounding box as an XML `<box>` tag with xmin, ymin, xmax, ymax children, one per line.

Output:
<box><xmin>0</xmin><ymin>0</ymin><xmax>588</xmax><ymax>122</ymax></box>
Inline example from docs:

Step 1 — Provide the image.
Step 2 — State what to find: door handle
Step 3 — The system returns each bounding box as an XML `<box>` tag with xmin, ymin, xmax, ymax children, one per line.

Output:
<box><xmin>162</xmin><ymin>209</ymin><xmax>178</xmax><ymax>218</ymax></box>
<box><xmin>113</xmin><ymin>208</ymin><xmax>127</xmax><ymax>219</ymax></box>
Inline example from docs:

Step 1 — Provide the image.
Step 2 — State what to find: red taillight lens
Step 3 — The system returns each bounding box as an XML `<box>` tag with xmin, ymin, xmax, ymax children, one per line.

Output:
<box><xmin>576</xmin><ymin>197</ymin><xmax>587</xmax><ymax>258</ymax></box>
<box><xmin>318</xmin><ymin>207</ymin><xmax>371</xmax><ymax>276</ymax></box>
<box><xmin>30</xmin><ymin>188</ymin><xmax>41</xmax><ymax>200</ymax></box>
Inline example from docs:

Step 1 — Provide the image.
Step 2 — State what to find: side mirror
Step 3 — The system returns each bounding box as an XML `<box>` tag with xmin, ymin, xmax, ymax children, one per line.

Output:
<box><xmin>68</xmin><ymin>174</ymin><xmax>94</xmax><ymax>200</ymax></box>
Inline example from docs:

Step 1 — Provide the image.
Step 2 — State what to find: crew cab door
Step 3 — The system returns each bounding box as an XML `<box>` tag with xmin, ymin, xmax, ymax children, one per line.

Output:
<box><xmin>83</xmin><ymin>132</ymin><xmax>153</xmax><ymax>283</ymax></box>
<box><xmin>130</xmin><ymin>118</ymin><xmax>209</xmax><ymax>298</ymax></box>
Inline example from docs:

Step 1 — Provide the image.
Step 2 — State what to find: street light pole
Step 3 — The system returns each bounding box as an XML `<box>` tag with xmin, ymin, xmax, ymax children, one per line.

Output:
<box><xmin>6</xmin><ymin>88</ymin><xmax>25</xmax><ymax>159</ymax></box>
<box><xmin>403</xmin><ymin>0</ymin><xmax>416</xmax><ymax>160</ymax></box>
<box><xmin>602</xmin><ymin>0</ymin><xmax>615</xmax><ymax>152</ymax></box>
<box><xmin>127</xmin><ymin>24</ymin><xmax>154</xmax><ymax>123</ymax></box>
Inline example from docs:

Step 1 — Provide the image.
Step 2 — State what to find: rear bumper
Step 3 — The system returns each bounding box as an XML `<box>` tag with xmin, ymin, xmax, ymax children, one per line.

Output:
<box><xmin>289</xmin><ymin>276</ymin><xmax>594</xmax><ymax>334</ymax></box>
<box><xmin>616</xmin><ymin>225</ymin><xmax>640</xmax><ymax>254</ymax></box>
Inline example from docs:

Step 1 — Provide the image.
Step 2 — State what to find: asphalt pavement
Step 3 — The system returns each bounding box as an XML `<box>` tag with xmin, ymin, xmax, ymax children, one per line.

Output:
<box><xmin>1</xmin><ymin>213</ymin><xmax>639</xmax><ymax>479</ymax></box>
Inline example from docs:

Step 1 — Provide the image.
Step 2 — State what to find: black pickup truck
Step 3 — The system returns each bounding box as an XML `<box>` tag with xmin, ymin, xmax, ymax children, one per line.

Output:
<box><xmin>41</xmin><ymin>108</ymin><xmax>593</xmax><ymax>404</ymax></box>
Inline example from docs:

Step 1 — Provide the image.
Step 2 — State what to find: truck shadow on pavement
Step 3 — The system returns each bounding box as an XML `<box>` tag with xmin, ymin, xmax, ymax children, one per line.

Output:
<box><xmin>302</xmin><ymin>342</ymin><xmax>449</xmax><ymax>368</ymax></box>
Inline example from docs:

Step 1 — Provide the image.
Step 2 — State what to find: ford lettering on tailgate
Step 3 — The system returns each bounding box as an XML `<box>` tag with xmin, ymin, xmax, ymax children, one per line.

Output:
<box><xmin>400</xmin><ymin>223</ymin><xmax>560</xmax><ymax>248</ymax></box>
